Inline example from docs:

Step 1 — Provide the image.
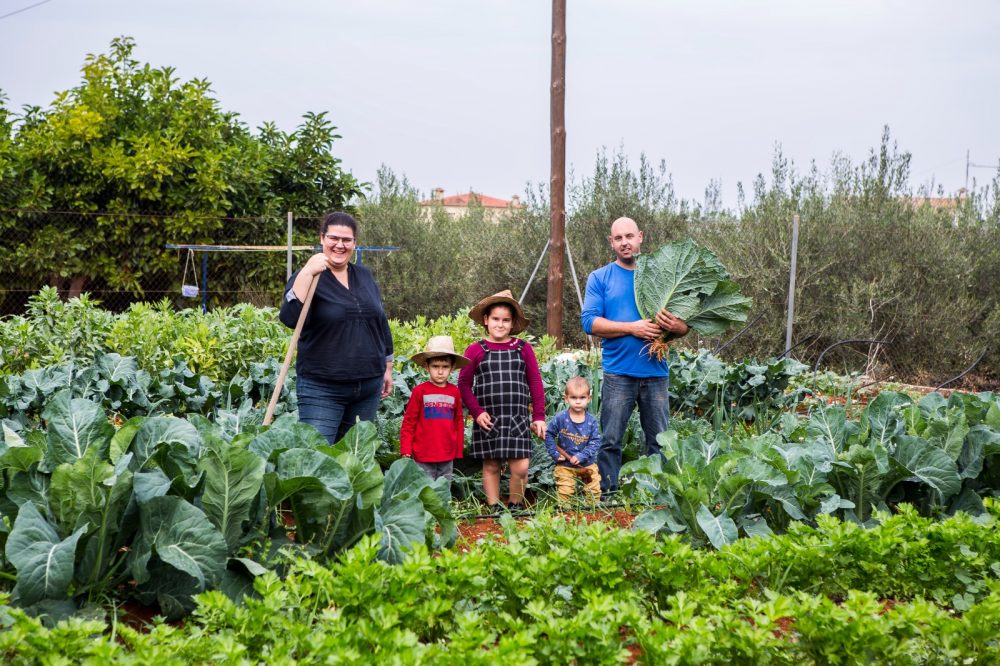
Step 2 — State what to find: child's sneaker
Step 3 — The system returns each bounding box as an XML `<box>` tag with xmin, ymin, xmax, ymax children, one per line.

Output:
<box><xmin>506</xmin><ymin>502</ymin><xmax>528</xmax><ymax>516</ymax></box>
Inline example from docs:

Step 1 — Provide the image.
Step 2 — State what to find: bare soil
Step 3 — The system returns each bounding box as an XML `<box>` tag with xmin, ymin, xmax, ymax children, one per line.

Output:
<box><xmin>455</xmin><ymin>509</ymin><xmax>636</xmax><ymax>548</ymax></box>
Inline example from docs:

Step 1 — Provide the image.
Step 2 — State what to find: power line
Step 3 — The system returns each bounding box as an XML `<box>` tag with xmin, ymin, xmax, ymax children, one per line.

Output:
<box><xmin>966</xmin><ymin>149</ymin><xmax>1000</xmax><ymax>190</ymax></box>
<box><xmin>0</xmin><ymin>0</ymin><xmax>53</xmax><ymax>20</ymax></box>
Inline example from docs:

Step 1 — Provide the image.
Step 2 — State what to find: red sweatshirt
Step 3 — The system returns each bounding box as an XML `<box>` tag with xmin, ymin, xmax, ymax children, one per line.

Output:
<box><xmin>400</xmin><ymin>381</ymin><xmax>465</xmax><ymax>462</ymax></box>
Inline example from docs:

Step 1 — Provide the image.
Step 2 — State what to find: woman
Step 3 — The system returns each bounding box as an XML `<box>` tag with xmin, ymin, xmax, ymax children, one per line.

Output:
<box><xmin>279</xmin><ymin>212</ymin><xmax>394</xmax><ymax>444</ymax></box>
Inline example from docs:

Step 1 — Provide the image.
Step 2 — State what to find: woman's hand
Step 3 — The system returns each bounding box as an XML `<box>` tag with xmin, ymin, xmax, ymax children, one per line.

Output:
<box><xmin>305</xmin><ymin>252</ymin><xmax>332</xmax><ymax>277</ymax></box>
<box><xmin>381</xmin><ymin>362</ymin><xmax>393</xmax><ymax>398</ymax></box>
<box><xmin>476</xmin><ymin>412</ymin><xmax>493</xmax><ymax>431</ymax></box>
<box><xmin>531</xmin><ymin>420</ymin><xmax>546</xmax><ymax>438</ymax></box>
<box><xmin>290</xmin><ymin>253</ymin><xmax>332</xmax><ymax>301</ymax></box>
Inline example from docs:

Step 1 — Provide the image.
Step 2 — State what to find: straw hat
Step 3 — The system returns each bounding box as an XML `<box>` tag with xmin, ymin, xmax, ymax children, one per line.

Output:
<box><xmin>410</xmin><ymin>335</ymin><xmax>470</xmax><ymax>368</ymax></box>
<box><xmin>468</xmin><ymin>289</ymin><xmax>529</xmax><ymax>334</ymax></box>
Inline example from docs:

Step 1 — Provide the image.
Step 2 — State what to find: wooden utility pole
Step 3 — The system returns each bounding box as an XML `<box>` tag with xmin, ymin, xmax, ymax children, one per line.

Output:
<box><xmin>547</xmin><ymin>0</ymin><xmax>567</xmax><ymax>345</ymax></box>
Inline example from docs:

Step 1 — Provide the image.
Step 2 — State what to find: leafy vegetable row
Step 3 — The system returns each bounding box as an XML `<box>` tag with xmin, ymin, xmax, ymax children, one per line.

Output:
<box><xmin>2</xmin><ymin>507</ymin><xmax>998</xmax><ymax>662</ymax></box>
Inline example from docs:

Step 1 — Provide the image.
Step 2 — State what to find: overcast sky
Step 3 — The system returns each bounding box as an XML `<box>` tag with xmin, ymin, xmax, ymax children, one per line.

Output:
<box><xmin>1</xmin><ymin>0</ymin><xmax>998</xmax><ymax>208</ymax></box>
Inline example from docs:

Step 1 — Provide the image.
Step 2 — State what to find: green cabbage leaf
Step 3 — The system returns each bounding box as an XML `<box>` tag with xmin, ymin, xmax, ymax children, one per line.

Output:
<box><xmin>635</xmin><ymin>239</ymin><xmax>752</xmax><ymax>341</ymax></box>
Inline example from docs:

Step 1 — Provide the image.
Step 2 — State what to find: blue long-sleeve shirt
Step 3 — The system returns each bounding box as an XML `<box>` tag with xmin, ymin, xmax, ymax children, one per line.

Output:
<box><xmin>545</xmin><ymin>410</ymin><xmax>602</xmax><ymax>467</ymax></box>
<box><xmin>581</xmin><ymin>262</ymin><xmax>668</xmax><ymax>378</ymax></box>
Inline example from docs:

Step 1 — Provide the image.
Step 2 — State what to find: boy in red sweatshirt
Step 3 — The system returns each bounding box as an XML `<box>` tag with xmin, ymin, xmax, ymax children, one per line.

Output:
<box><xmin>400</xmin><ymin>335</ymin><xmax>469</xmax><ymax>481</ymax></box>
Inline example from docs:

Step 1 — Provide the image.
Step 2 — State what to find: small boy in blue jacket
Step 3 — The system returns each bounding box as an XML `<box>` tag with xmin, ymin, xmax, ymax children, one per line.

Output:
<box><xmin>545</xmin><ymin>376</ymin><xmax>602</xmax><ymax>503</ymax></box>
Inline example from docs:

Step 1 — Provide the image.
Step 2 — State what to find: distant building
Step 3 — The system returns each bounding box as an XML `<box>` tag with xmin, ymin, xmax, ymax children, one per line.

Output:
<box><xmin>905</xmin><ymin>189</ymin><xmax>967</xmax><ymax>223</ymax></box>
<box><xmin>419</xmin><ymin>188</ymin><xmax>523</xmax><ymax>222</ymax></box>
<box><xmin>906</xmin><ymin>189</ymin><xmax>966</xmax><ymax>211</ymax></box>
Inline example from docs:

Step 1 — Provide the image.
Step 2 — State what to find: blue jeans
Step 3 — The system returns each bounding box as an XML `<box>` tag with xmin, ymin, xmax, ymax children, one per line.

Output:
<box><xmin>296</xmin><ymin>374</ymin><xmax>383</xmax><ymax>444</ymax></box>
<box><xmin>598</xmin><ymin>372</ymin><xmax>670</xmax><ymax>494</ymax></box>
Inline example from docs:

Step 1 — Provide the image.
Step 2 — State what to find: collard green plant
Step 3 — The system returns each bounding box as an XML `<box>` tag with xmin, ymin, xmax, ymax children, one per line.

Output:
<box><xmin>5</xmin><ymin>503</ymin><xmax>85</xmax><ymax>607</ymax></box>
<box><xmin>634</xmin><ymin>239</ymin><xmax>752</xmax><ymax>357</ymax></box>
<box><xmin>622</xmin><ymin>390</ymin><xmax>1000</xmax><ymax>544</ymax></box>
<box><xmin>667</xmin><ymin>348</ymin><xmax>808</xmax><ymax>423</ymax></box>
<box><xmin>0</xmin><ymin>402</ymin><xmax>454</xmax><ymax>621</ymax></box>
<box><xmin>622</xmin><ymin>429</ymin><xmax>821</xmax><ymax>548</ymax></box>
<box><xmin>0</xmin><ymin>349</ymin><xmax>293</xmax><ymax>427</ymax></box>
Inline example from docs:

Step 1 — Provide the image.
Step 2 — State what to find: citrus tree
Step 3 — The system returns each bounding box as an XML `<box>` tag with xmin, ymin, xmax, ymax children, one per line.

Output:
<box><xmin>0</xmin><ymin>37</ymin><xmax>361</xmax><ymax>298</ymax></box>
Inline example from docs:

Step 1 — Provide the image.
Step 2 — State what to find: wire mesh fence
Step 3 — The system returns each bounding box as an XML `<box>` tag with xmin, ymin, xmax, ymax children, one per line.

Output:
<box><xmin>0</xmin><ymin>209</ymin><xmax>325</xmax><ymax>314</ymax></box>
<box><xmin>683</xmin><ymin>208</ymin><xmax>999</xmax><ymax>392</ymax></box>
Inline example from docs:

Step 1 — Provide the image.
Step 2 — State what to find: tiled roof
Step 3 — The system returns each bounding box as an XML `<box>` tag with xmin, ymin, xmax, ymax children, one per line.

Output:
<box><xmin>420</xmin><ymin>192</ymin><xmax>520</xmax><ymax>208</ymax></box>
<box><xmin>907</xmin><ymin>196</ymin><xmax>962</xmax><ymax>211</ymax></box>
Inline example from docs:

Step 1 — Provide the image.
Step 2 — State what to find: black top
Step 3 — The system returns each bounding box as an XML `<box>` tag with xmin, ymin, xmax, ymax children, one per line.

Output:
<box><xmin>279</xmin><ymin>262</ymin><xmax>393</xmax><ymax>381</ymax></box>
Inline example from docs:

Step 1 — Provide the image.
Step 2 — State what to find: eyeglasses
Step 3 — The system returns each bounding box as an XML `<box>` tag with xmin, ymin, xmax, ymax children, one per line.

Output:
<box><xmin>324</xmin><ymin>234</ymin><xmax>355</xmax><ymax>246</ymax></box>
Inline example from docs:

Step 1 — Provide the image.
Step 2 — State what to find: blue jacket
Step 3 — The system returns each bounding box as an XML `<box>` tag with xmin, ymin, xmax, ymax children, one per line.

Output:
<box><xmin>545</xmin><ymin>410</ymin><xmax>601</xmax><ymax>467</ymax></box>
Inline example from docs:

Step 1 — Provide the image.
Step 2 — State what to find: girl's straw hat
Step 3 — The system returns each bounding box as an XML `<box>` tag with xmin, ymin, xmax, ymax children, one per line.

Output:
<box><xmin>469</xmin><ymin>290</ymin><xmax>529</xmax><ymax>334</ymax></box>
<box><xmin>410</xmin><ymin>335</ymin><xmax>470</xmax><ymax>368</ymax></box>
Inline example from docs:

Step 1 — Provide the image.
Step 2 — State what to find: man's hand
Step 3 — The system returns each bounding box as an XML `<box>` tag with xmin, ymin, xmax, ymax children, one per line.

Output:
<box><xmin>631</xmin><ymin>319</ymin><xmax>663</xmax><ymax>341</ymax></box>
<box><xmin>655</xmin><ymin>309</ymin><xmax>689</xmax><ymax>336</ymax></box>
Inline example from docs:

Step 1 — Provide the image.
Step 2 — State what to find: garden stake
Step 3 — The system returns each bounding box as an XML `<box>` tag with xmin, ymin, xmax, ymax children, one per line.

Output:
<box><xmin>263</xmin><ymin>272</ymin><xmax>320</xmax><ymax>426</ymax></box>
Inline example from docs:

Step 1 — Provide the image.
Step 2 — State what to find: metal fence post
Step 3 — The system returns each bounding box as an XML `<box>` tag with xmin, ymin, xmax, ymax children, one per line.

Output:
<box><xmin>201</xmin><ymin>251</ymin><xmax>209</xmax><ymax>313</ymax></box>
<box><xmin>784</xmin><ymin>214</ymin><xmax>800</xmax><ymax>356</ymax></box>
<box><xmin>286</xmin><ymin>211</ymin><xmax>293</xmax><ymax>280</ymax></box>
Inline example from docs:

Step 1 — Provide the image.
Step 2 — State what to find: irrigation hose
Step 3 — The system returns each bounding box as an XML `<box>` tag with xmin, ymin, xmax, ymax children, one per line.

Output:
<box><xmin>465</xmin><ymin>500</ymin><xmax>645</xmax><ymax>521</ymax></box>
<box><xmin>934</xmin><ymin>345</ymin><xmax>990</xmax><ymax>391</ymax></box>
<box><xmin>776</xmin><ymin>333</ymin><xmax>818</xmax><ymax>360</ymax></box>
<box><xmin>713</xmin><ymin>310</ymin><xmax>767</xmax><ymax>355</ymax></box>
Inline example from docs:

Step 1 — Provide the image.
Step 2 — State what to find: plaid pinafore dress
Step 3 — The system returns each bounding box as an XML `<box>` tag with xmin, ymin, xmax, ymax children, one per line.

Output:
<box><xmin>469</xmin><ymin>340</ymin><xmax>532</xmax><ymax>459</ymax></box>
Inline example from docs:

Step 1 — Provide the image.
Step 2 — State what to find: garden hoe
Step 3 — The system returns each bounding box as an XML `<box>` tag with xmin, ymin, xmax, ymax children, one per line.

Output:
<box><xmin>263</xmin><ymin>273</ymin><xmax>320</xmax><ymax>426</ymax></box>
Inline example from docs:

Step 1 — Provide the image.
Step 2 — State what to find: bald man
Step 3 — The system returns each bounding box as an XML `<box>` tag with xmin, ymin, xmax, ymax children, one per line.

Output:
<box><xmin>580</xmin><ymin>217</ymin><xmax>689</xmax><ymax>495</ymax></box>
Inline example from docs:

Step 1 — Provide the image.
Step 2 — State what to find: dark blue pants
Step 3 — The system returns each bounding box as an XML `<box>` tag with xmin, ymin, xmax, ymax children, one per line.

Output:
<box><xmin>598</xmin><ymin>372</ymin><xmax>670</xmax><ymax>493</ymax></box>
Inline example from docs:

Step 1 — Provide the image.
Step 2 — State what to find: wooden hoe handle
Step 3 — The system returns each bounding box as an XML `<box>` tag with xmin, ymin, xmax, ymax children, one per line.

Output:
<box><xmin>263</xmin><ymin>273</ymin><xmax>320</xmax><ymax>426</ymax></box>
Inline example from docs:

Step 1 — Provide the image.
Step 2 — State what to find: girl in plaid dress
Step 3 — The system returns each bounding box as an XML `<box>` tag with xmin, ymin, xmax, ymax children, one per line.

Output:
<box><xmin>458</xmin><ymin>290</ymin><xmax>547</xmax><ymax>511</ymax></box>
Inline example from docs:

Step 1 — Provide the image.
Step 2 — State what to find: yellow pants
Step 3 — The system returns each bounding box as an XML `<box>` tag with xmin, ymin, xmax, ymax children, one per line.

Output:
<box><xmin>554</xmin><ymin>464</ymin><xmax>601</xmax><ymax>503</ymax></box>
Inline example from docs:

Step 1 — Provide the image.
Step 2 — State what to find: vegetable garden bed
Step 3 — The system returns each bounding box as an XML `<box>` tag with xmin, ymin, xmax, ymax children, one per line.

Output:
<box><xmin>1</xmin><ymin>296</ymin><xmax>998</xmax><ymax>662</ymax></box>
